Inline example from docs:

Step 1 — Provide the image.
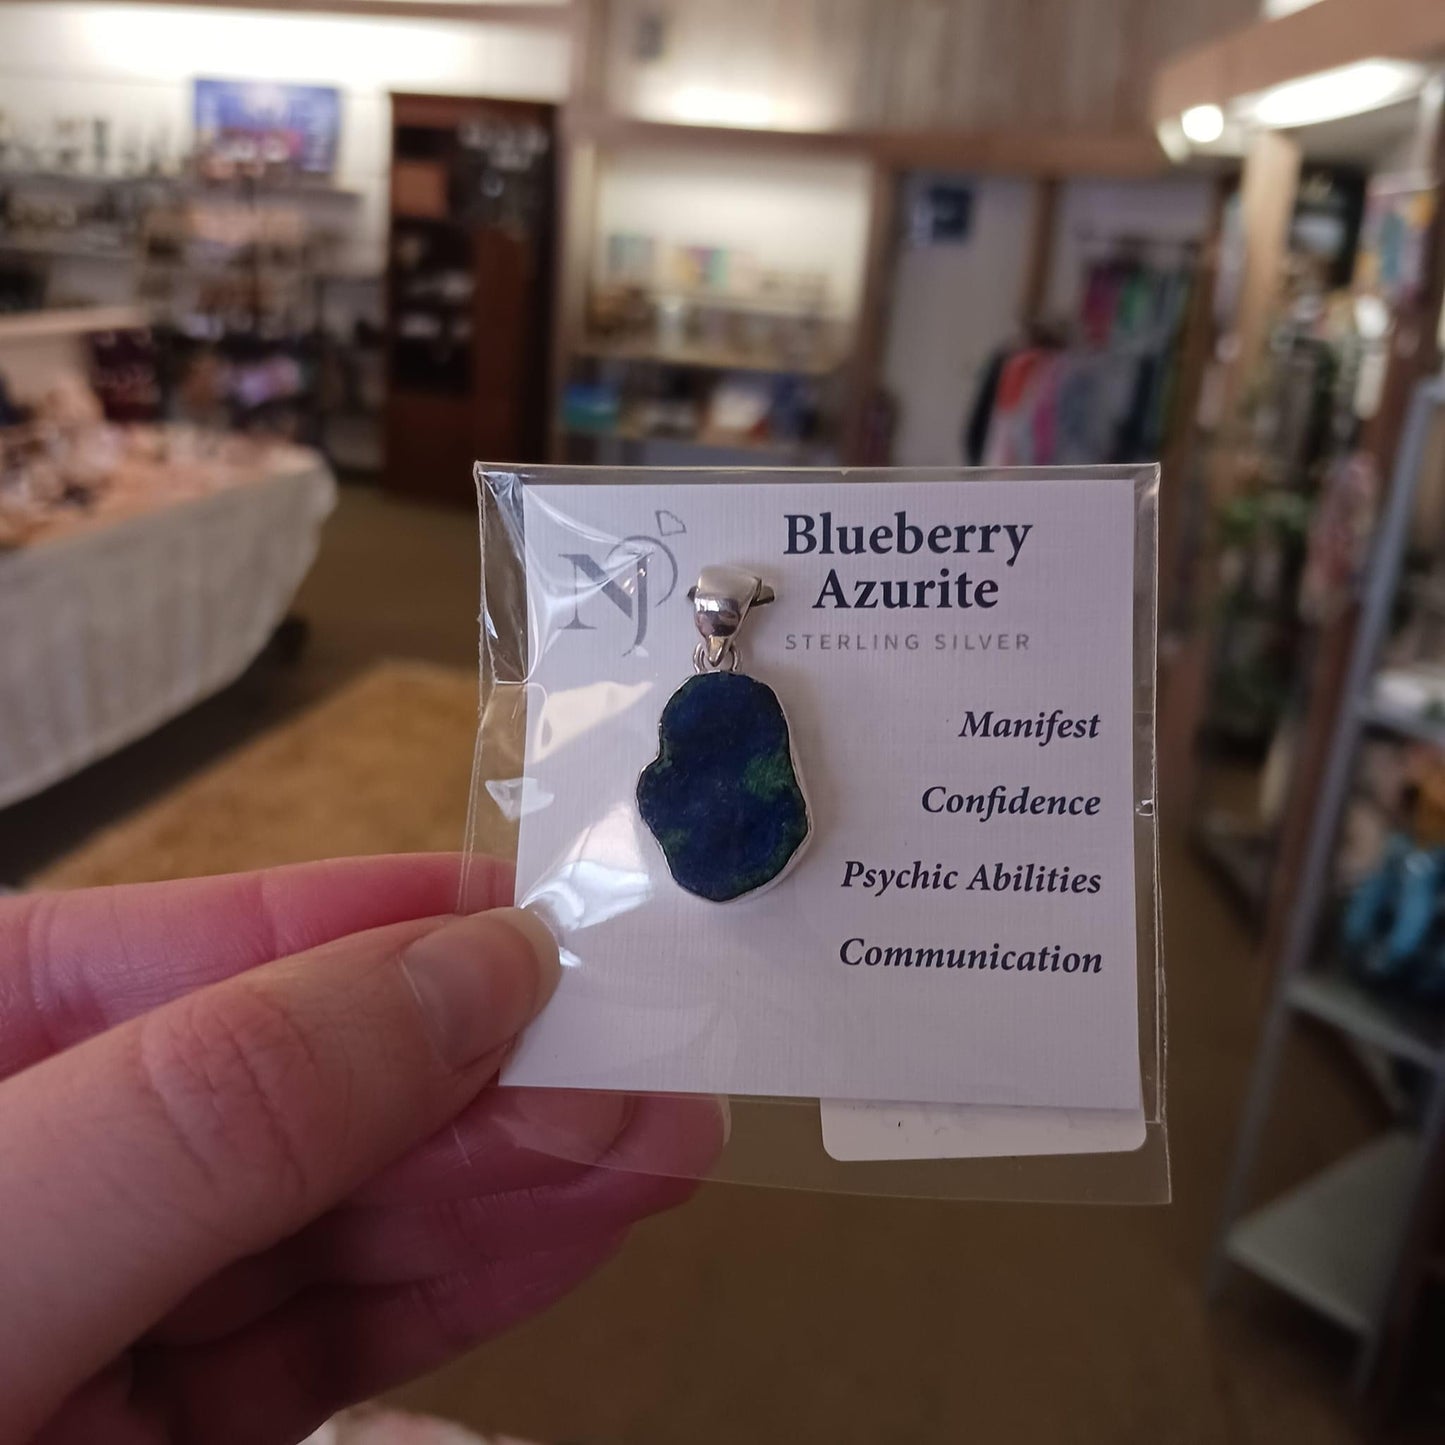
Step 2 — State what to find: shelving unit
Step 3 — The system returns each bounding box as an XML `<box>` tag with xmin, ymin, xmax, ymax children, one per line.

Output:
<box><xmin>548</xmin><ymin>110</ymin><xmax>871</xmax><ymax>466</ymax></box>
<box><xmin>0</xmin><ymin>172</ymin><xmax>365</xmax><ymax>275</ymax></box>
<box><xmin>1225</xmin><ymin>1132</ymin><xmax>1422</xmax><ymax>1337</ymax></box>
<box><xmin>1185</xmin><ymin>268</ymin><xmax>1368</xmax><ymax>932</ymax></box>
<box><xmin>1208</xmin><ymin>377</ymin><xmax>1445</xmax><ymax>1397</ymax></box>
<box><xmin>0</xmin><ymin>157</ymin><xmax>386</xmax><ymax>452</ymax></box>
<box><xmin>0</xmin><ymin>170</ymin><xmax>362</xmax><ymax>199</ymax></box>
<box><xmin>1288</xmin><ymin>968</ymin><xmax>1445</xmax><ymax>1072</ymax></box>
<box><xmin>0</xmin><ymin>237</ymin><xmax>136</xmax><ymax>265</ymax></box>
<box><xmin>573</xmin><ymin>337</ymin><xmax>843</xmax><ymax>378</ymax></box>
<box><xmin>382</xmin><ymin>92</ymin><xmax>557</xmax><ymax>501</ymax></box>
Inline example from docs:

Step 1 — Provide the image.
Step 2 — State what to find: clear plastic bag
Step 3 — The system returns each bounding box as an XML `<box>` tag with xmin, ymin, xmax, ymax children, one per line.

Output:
<box><xmin>464</xmin><ymin>464</ymin><xmax>1167</xmax><ymax>1202</ymax></box>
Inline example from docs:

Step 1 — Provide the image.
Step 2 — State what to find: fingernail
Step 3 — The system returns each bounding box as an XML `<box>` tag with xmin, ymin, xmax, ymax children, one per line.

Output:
<box><xmin>402</xmin><ymin>907</ymin><xmax>561</xmax><ymax>1069</ymax></box>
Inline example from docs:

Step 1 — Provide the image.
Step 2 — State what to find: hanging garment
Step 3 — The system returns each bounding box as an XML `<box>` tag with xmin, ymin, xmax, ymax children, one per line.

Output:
<box><xmin>963</xmin><ymin>347</ymin><xmax>1008</xmax><ymax>465</ymax></box>
<box><xmin>1054</xmin><ymin>355</ymin><xmax>1109</xmax><ymax>467</ymax></box>
<box><xmin>1028</xmin><ymin>353</ymin><xmax>1064</xmax><ymax>466</ymax></box>
<box><xmin>983</xmin><ymin>349</ymin><xmax>1052</xmax><ymax>466</ymax></box>
<box><xmin>1115</xmin><ymin>355</ymin><xmax>1159</xmax><ymax>462</ymax></box>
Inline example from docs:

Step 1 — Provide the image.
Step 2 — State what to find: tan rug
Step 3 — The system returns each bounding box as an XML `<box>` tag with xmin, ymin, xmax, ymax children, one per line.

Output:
<box><xmin>36</xmin><ymin>660</ymin><xmax>489</xmax><ymax>889</ymax></box>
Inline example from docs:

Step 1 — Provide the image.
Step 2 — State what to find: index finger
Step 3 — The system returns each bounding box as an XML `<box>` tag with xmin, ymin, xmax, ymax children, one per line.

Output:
<box><xmin>0</xmin><ymin>853</ymin><xmax>512</xmax><ymax>1075</ymax></box>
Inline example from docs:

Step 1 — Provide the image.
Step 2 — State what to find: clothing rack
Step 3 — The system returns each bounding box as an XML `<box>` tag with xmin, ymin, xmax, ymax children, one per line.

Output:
<box><xmin>1071</xmin><ymin>227</ymin><xmax>1203</xmax><ymax>257</ymax></box>
<box><xmin>966</xmin><ymin>248</ymin><xmax>1197</xmax><ymax>468</ymax></box>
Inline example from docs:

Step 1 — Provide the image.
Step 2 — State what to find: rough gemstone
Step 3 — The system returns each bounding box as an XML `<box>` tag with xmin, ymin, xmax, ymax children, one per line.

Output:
<box><xmin>637</xmin><ymin>670</ymin><xmax>810</xmax><ymax>902</ymax></box>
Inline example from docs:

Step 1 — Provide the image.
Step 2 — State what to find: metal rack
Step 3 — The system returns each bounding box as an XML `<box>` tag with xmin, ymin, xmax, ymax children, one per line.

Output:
<box><xmin>1207</xmin><ymin>376</ymin><xmax>1445</xmax><ymax>1396</ymax></box>
<box><xmin>1187</xmin><ymin>319</ymin><xmax>1360</xmax><ymax>931</ymax></box>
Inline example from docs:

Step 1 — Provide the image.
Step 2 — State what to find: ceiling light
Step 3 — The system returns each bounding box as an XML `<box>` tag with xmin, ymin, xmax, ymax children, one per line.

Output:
<box><xmin>1251</xmin><ymin>60</ymin><xmax>1423</xmax><ymax>129</ymax></box>
<box><xmin>1180</xmin><ymin>104</ymin><xmax>1225</xmax><ymax>145</ymax></box>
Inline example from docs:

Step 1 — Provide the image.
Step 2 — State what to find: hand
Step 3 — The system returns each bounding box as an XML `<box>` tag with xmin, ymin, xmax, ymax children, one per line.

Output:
<box><xmin>0</xmin><ymin>854</ymin><xmax>722</xmax><ymax>1444</ymax></box>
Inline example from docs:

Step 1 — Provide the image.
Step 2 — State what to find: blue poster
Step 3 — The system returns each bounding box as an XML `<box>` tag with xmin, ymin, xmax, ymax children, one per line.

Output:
<box><xmin>193</xmin><ymin>78</ymin><xmax>342</xmax><ymax>176</ymax></box>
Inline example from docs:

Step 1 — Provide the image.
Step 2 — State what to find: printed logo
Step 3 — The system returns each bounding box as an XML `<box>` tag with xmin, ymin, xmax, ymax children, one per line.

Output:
<box><xmin>561</xmin><ymin>510</ymin><xmax>686</xmax><ymax>653</ymax></box>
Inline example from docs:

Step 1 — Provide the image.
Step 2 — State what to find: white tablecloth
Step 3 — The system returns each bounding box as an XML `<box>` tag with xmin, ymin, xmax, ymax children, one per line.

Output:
<box><xmin>0</xmin><ymin>452</ymin><xmax>336</xmax><ymax>808</ymax></box>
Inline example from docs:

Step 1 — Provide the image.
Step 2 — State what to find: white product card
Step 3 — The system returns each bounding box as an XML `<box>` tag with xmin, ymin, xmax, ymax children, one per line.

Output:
<box><xmin>506</xmin><ymin>475</ymin><xmax>1143</xmax><ymax>1115</ymax></box>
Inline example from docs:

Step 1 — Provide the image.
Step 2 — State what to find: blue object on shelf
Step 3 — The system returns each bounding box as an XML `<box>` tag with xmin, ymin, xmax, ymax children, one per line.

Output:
<box><xmin>562</xmin><ymin>381</ymin><xmax>620</xmax><ymax>434</ymax></box>
<box><xmin>1343</xmin><ymin>831</ymin><xmax>1411</xmax><ymax>953</ymax></box>
<box><xmin>1379</xmin><ymin>847</ymin><xmax>1445</xmax><ymax>975</ymax></box>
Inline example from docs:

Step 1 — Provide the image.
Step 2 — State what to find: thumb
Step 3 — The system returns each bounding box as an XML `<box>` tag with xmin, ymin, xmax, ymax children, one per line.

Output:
<box><xmin>0</xmin><ymin>906</ymin><xmax>558</xmax><ymax>1438</ymax></box>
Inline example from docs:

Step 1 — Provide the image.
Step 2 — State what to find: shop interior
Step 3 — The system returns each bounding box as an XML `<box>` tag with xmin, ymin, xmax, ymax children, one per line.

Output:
<box><xmin>4</xmin><ymin>0</ymin><xmax>1445</xmax><ymax>1439</ymax></box>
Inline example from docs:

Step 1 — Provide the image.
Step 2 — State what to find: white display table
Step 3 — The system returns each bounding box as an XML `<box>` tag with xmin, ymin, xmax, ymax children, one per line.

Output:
<box><xmin>0</xmin><ymin>443</ymin><xmax>336</xmax><ymax>807</ymax></box>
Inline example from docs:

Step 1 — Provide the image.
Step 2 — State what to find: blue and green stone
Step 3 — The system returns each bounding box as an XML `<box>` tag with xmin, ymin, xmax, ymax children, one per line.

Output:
<box><xmin>637</xmin><ymin>671</ymin><xmax>810</xmax><ymax>902</ymax></box>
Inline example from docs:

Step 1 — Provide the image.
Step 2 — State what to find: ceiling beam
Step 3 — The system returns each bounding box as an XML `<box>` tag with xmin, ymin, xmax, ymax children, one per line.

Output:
<box><xmin>568</xmin><ymin>112</ymin><xmax>1167</xmax><ymax>180</ymax></box>
<box><xmin>1153</xmin><ymin>0</ymin><xmax>1445</xmax><ymax>124</ymax></box>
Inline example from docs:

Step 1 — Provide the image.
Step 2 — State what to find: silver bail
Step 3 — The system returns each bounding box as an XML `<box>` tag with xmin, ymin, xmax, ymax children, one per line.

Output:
<box><xmin>688</xmin><ymin>567</ymin><xmax>775</xmax><ymax>669</ymax></box>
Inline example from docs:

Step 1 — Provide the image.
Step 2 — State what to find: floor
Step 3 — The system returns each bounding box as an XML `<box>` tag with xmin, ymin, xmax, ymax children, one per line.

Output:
<box><xmin>4</xmin><ymin>484</ymin><xmax>1434</xmax><ymax>1441</ymax></box>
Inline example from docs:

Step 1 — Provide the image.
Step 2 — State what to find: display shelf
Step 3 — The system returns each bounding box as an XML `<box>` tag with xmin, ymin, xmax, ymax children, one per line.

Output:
<box><xmin>1225</xmin><ymin>1133</ymin><xmax>1421</xmax><ymax>1335</ymax></box>
<box><xmin>0</xmin><ymin>169</ymin><xmax>161</xmax><ymax>191</ymax></box>
<box><xmin>140</xmin><ymin>256</ymin><xmax>313</xmax><ymax>280</ymax></box>
<box><xmin>384</xmin><ymin>92</ymin><xmax>555</xmax><ymax>498</ymax></box>
<box><xmin>644</xmin><ymin>287</ymin><xmax>844</xmax><ymax>320</ymax></box>
<box><xmin>1288</xmin><ymin>968</ymin><xmax>1445</xmax><ymax>1072</ymax></box>
<box><xmin>575</xmin><ymin>335</ymin><xmax>842</xmax><ymax>377</ymax></box>
<box><xmin>1359</xmin><ymin>697</ymin><xmax>1445</xmax><ymax>751</ymax></box>
<box><xmin>0</xmin><ymin>236</ymin><xmax>136</xmax><ymax>264</ymax></box>
<box><xmin>0</xmin><ymin>170</ymin><xmax>364</xmax><ymax>203</ymax></box>
<box><xmin>561</xmin><ymin>423</ymin><xmax>816</xmax><ymax>461</ymax></box>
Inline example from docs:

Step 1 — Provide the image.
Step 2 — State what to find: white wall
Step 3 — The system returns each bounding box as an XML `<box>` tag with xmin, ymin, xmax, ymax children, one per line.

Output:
<box><xmin>881</xmin><ymin>176</ymin><xmax>1034</xmax><ymax>467</ymax></box>
<box><xmin>593</xmin><ymin>148</ymin><xmax>873</xmax><ymax>318</ymax></box>
<box><xmin>0</xmin><ymin>3</ymin><xmax>570</xmax><ymax>272</ymax></box>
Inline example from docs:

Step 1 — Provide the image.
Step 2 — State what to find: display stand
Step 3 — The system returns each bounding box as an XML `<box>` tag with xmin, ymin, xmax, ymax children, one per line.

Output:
<box><xmin>383</xmin><ymin>93</ymin><xmax>557</xmax><ymax>502</ymax></box>
<box><xmin>1207</xmin><ymin>378</ymin><xmax>1445</xmax><ymax>1402</ymax></box>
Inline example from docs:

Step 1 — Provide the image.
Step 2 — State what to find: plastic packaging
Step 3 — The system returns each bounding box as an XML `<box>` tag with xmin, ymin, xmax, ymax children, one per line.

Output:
<box><xmin>465</xmin><ymin>464</ymin><xmax>1167</xmax><ymax>1202</ymax></box>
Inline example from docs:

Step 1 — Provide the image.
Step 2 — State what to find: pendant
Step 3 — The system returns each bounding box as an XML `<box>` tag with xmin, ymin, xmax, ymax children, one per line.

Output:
<box><xmin>637</xmin><ymin>566</ymin><xmax>811</xmax><ymax>902</ymax></box>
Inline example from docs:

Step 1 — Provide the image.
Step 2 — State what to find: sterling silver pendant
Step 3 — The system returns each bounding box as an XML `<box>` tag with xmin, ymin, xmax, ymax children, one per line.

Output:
<box><xmin>636</xmin><ymin>567</ymin><xmax>811</xmax><ymax>902</ymax></box>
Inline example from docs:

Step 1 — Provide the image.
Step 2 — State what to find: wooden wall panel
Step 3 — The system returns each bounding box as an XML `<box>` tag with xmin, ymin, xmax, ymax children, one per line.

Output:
<box><xmin>602</xmin><ymin>0</ymin><xmax>1258</xmax><ymax>136</ymax></box>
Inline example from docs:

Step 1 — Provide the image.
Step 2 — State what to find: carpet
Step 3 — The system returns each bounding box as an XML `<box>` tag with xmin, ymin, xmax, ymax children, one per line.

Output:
<box><xmin>35</xmin><ymin>660</ymin><xmax>487</xmax><ymax>888</ymax></box>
